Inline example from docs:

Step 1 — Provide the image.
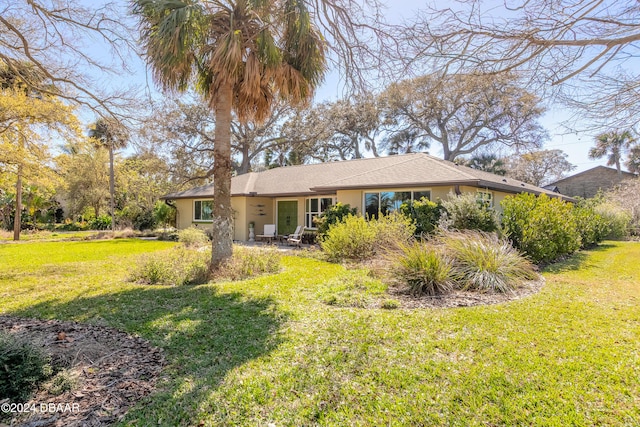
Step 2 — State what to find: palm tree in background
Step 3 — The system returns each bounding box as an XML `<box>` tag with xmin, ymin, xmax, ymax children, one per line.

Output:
<box><xmin>132</xmin><ymin>0</ymin><xmax>326</xmax><ymax>268</ymax></box>
<box><xmin>88</xmin><ymin>118</ymin><xmax>128</xmax><ymax>231</ymax></box>
<box><xmin>589</xmin><ymin>131</ymin><xmax>636</xmax><ymax>175</ymax></box>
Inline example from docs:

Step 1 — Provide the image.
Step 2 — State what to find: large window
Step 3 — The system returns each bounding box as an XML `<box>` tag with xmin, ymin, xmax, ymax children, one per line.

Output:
<box><xmin>305</xmin><ymin>197</ymin><xmax>335</xmax><ymax>228</ymax></box>
<box><xmin>364</xmin><ymin>190</ymin><xmax>431</xmax><ymax>219</ymax></box>
<box><xmin>194</xmin><ymin>200</ymin><xmax>214</xmax><ymax>221</ymax></box>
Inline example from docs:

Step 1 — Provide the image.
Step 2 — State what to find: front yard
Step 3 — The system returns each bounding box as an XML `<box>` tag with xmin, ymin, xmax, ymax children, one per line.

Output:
<box><xmin>1</xmin><ymin>239</ymin><xmax>639</xmax><ymax>426</ymax></box>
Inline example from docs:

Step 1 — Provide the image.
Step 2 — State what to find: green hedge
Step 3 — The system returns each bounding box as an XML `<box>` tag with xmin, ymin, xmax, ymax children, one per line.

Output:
<box><xmin>501</xmin><ymin>193</ymin><xmax>580</xmax><ymax>263</ymax></box>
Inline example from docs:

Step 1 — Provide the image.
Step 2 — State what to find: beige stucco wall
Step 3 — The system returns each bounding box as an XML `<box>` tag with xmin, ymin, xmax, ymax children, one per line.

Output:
<box><xmin>243</xmin><ymin>197</ymin><xmax>275</xmax><ymax>240</ymax></box>
<box><xmin>335</xmin><ymin>190</ymin><xmax>362</xmax><ymax>213</ymax></box>
<box><xmin>172</xmin><ymin>186</ymin><xmax>530</xmax><ymax>239</ymax></box>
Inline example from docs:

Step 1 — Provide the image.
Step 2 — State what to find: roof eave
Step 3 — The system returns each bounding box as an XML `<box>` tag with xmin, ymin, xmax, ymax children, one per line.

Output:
<box><xmin>310</xmin><ymin>180</ymin><xmax>477</xmax><ymax>192</ymax></box>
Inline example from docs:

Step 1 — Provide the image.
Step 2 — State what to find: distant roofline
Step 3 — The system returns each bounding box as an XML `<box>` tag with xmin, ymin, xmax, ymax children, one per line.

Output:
<box><xmin>549</xmin><ymin>165</ymin><xmax>637</xmax><ymax>186</ymax></box>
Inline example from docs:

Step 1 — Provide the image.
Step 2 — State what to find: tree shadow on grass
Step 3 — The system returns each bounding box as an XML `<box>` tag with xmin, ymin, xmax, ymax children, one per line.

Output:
<box><xmin>7</xmin><ymin>284</ymin><xmax>285</xmax><ymax>425</ymax></box>
<box><xmin>542</xmin><ymin>244</ymin><xmax>616</xmax><ymax>274</ymax></box>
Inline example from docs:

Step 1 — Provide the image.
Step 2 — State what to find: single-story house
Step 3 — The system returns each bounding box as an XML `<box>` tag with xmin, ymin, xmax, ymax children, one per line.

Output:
<box><xmin>547</xmin><ymin>165</ymin><xmax>637</xmax><ymax>199</ymax></box>
<box><xmin>162</xmin><ymin>152</ymin><xmax>568</xmax><ymax>241</ymax></box>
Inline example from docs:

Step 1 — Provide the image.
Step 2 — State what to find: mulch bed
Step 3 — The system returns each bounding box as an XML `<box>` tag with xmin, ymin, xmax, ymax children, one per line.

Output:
<box><xmin>387</xmin><ymin>277</ymin><xmax>546</xmax><ymax>309</ymax></box>
<box><xmin>0</xmin><ymin>316</ymin><xmax>164</xmax><ymax>427</ymax></box>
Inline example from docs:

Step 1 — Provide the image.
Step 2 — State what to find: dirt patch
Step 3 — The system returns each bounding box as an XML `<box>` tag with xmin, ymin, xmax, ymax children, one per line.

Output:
<box><xmin>0</xmin><ymin>316</ymin><xmax>164</xmax><ymax>427</ymax></box>
<box><xmin>386</xmin><ymin>277</ymin><xmax>545</xmax><ymax>309</ymax></box>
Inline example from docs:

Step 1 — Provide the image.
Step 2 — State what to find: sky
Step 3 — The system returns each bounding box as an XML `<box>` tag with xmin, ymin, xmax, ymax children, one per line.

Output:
<box><xmin>111</xmin><ymin>0</ymin><xmax>610</xmax><ymax>175</ymax></box>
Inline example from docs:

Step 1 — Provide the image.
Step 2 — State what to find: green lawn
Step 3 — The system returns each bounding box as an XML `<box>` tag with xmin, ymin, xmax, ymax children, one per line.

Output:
<box><xmin>1</xmin><ymin>239</ymin><xmax>639</xmax><ymax>426</ymax></box>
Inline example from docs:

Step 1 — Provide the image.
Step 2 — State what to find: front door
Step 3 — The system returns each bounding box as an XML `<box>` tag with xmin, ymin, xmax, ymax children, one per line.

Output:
<box><xmin>277</xmin><ymin>201</ymin><xmax>298</xmax><ymax>235</ymax></box>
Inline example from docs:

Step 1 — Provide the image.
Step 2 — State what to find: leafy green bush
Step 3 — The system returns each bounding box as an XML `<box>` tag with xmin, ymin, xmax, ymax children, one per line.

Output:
<box><xmin>371</xmin><ymin>212</ymin><xmax>416</xmax><ymax>253</ymax></box>
<box><xmin>89</xmin><ymin>214</ymin><xmax>112</xmax><ymax>230</ymax></box>
<box><xmin>441</xmin><ymin>231</ymin><xmax>537</xmax><ymax>293</ymax></box>
<box><xmin>178</xmin><ymin>226</ymin><xmax>210</xmax><ymax>247</ymax></box>
<box><xmin>0</xmin><ymin>332</ymin><xmax>53</xmax><ymax>402</ymax></box>
<box><xmin>501</xmin><ymin>193</ymin><xmax>580</xmax><ymax>263</ymax></box>
<box><xmin>216</xmin><ymin>246</ymin><xmax>282</xmax><ymax>281</ymax></box>
<box><xmin>130</xmin><ymin>246</ymin><xmax>210</xmax><ymax>286</ymax></box>
<box><xmin>57</xmin><ymin>220</ymin><xmax>89</xmax><ymax>231</ymax></box>
<box><xmin>572</xmin><ymin>205</ymin><xmax>609</xmax><ymax>248</ymax></box>
<box><xmin>321</xmin><ymin>213</ymin><xmax>415</xmax><ymax>262</ymax></box>
<box><xmin>321</xmin><ymin>214</ymin><xmax>377</xmax><ymax>261</ymax></box>
<box><xmin>441</xmin><ymin>192</ymin><xmax>499</xmax><ymax>232</ymax></box>
<box><xmin>399</xmin><ymin>197</ymin><xmax>443</xmax><ymax>236</ymax></box>
<box><xmin>392</xmin><ymin>241</ymin><xmax>454</xmax><ymax>296</ymax></box>
<box><xmin>154</xmin><ymin>201</ymin><xmax>176</xmax><ymax>230</ymax></box>
<box><xmin>315</xmin><ymin>203</ymin><xmax>358</xmax><ymax>237</ymax></box>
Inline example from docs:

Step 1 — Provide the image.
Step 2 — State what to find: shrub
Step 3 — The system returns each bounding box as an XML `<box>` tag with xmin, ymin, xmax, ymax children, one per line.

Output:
<box><xmin>321</xmin><ymin>213</ymin><xmax>415</xmax><ymax>262</ymax></box>
<box><xmin>0</xmin><ymin>332</ymin><xmax>53</xmax><ymax>402</ymax></box>
<box><xmin>441</xmin><ymin>192</ymin><xmax>499</xmax><ymax>232</ymax></box>
<box><xmin>392</xmin><ymin>241</ymin><xmax>454</xmax><ymax>296</ymax></box>
<box><xmin>130</xmin><ymin>246</ymin><xmax>210</xmax><ymax>286</ymax></box>
<box><xmin>321</xmin><ymin>215</ymin><xmax>377</xmax><ymax>261</ymax></box>
<box><xmin>315</xmin><ymin>203</ymin><xmax>358</xmax><ymax>237</ymax></box>
<box><xmin>399</xmin><ymin>197</ymin><xmax>443</xmax><ymax>236</ymax></box>
<box><xmin>371</xmin><ymin>211</ymin><xmax>416</xmax><ymax>253</ymax></box>
<box><xmin>442</xmin><ymin>231</ymin><xmax>537</xmax><ymax>293</ymax></box>
<box><xmin>89</xmin><ymin>214</ymin><xmax>112</xmax><ymax>230</ymax></box>
<box><xmin>572</xmin><ymin>205</ymin><xmax>609</xmax><ymax>248</ymax></box>
<box><xmin>594</xmin><ymin>202</ymin><xmax>631</xmax><ymax>239</ymax></box>
<box><xmin>215</xmin><ymin>246</ymin><xmax>282</xmax><ymax>281</ymax></box>
<box><xmin>501</xmin><ymin>193</ymin><xmax>580</xmax><ymax>263</ymax></box>
<box><xmin>178</xmin><ymin>227</ymin><xmax>210</xmax><ymax>247</ymax></box>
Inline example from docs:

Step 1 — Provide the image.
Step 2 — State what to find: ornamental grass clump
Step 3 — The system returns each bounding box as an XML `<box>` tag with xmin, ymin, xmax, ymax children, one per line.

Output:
<box><xmin>130</xmin><ymin>246</ymin><xmax>210</xmax><ymax>286</ymax></box>
<box><xmin>393</xmin><ymin>241</ymin><xmax>454</xmax><ymax>296</ymax></box>
<box><xmin>0</xmin><ymin>332</ymin><xmax>53</xmax><ymax>402</ymax></box>
<box><xmin>442</xmin><ymin>231</ymin><xmax>537</xmax><ymax>293</ymax></box>
<box><xmin>177</xmin><ymin>226</ymin><xmax>210</xmax><ymax>247</ymax></box>
<box><xmin>215</xmin><ymin>246</ymin><xmax>282</xmax><ymax>281</ymax></box>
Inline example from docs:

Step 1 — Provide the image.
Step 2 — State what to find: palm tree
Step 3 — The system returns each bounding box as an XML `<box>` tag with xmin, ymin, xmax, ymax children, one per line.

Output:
<box><xmin>133</xmin><ymin>0</ymin><xmax>326</xmax><ymax>268</ymax></box>
<box><xmin>464</xmin><ymin>154</ymin><xmax>507</xmax><ymax>176</ymax></box>
<box><xmin>589</xmin><ymin>131</ymin><xmax>636</xmax><ymax>175</ymax></box>
<box><xmin>88</xmin><ymin>118</ymin><xmax>128</xmax><ymax>231</ymax></box>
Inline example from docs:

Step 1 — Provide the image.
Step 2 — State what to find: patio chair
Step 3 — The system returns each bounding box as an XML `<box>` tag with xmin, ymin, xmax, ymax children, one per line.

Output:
<box><xmin>256</xmin><ymin>224</ymin><xmax>276</xmax><ymax>243</ymax></box>
<box><xmin>287</xmin><ymin>225</ymin><xmax>304</xmax><ymax>247</ymax></box>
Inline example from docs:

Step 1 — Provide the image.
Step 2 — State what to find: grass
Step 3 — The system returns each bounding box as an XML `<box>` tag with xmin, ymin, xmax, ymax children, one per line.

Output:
<box><xmin>1</xmin><ymin>239</ymin><xmax>640</xmax><ymax>425</ymax></box>
<box><xmin>0</xmin><ymin>230</ymin><xmax>103</xmax><ymax>242</ymax></box>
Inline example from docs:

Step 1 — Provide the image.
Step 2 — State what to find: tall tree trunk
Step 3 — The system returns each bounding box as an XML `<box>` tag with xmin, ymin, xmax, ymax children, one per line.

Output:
<box><xmin>239</xmin><ymin>143</ymin><xmax>250</xmax><ymax>174</ymax></box>
<box><xmin>13</xmin><ymin>164</ymin><xmax>22</xmax><ymax>241</ymax></box>
<box><xmin>109</xmin><ymin>146</ymin><xmax>115</xmax><ymax>231</ymax></box>
<box><xmin>210</xmin><ymin>82</ymin><xmax>234</xmax><ymax>270</ymax></box>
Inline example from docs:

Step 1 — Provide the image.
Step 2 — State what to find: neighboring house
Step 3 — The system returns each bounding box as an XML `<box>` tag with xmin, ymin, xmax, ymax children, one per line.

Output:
<box><xmin>548</xmin><ymin>166</ymin><xmax>637</xmax><ymax>199</ymax></box>
<box><xmin>162</xmin><ymin>153</ymin><xmax>569</xmax><ymax>241</ymax></box>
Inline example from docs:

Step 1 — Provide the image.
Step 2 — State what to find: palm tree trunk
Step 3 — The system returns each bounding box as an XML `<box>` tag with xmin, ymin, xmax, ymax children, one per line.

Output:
<box><xmin>210</xmin><ymin>82</ymin><xmax>234</xmax><ymax>270</ymax></box>
<box><xmin>109</xmin><ymin>146</ymin><xmax>115</xmax><ymax>231</ymax></box>
<box><xmin>13</xmin><ymin>164</ymin><xmax>22</xmax><ymax>241</ymax></box>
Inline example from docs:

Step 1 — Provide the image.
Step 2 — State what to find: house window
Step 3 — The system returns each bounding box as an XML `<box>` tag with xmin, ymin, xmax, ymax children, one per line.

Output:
<box><xmin>413</xmin><ymin>191</ymin><xmax>431</xmax><ymax>202</ymax></box>
<box><xmin>477</xmin><ymin>191</ymin><xmax>493</xmax><ymax>208</ymax></box>
<box><xmin>305</xmin><ymin>197</ymin><xmax>335</xmax><ymax>228</ymax></box>
<box><xmin>364</xmin><ymin>191</ymin><xmax>428</xmax><ymax>218</ymax></box>
<box><xmin>194</xmin><ymin>200</ymin><xmax>214</xmax><ymax>221</ymax></box>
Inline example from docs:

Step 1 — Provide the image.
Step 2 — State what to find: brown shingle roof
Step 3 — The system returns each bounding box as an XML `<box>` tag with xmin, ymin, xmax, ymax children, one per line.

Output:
<box><xmin>162</xmin><ymin>153</ymin><xmax>567</xmax><ymax>199</ymax></box>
